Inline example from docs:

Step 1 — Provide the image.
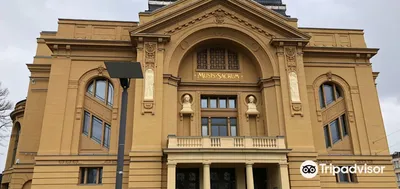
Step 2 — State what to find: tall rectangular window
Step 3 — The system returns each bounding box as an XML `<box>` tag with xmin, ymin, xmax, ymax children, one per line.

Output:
<box><xmin>230</xmin><ymin>118</ymin><xmax>237</xmax><ymax>136</ymax></box>
<box><xmin>324</xmin><ymin>126</ymin><xmax>331</xmax><ymax>148</ymax></box>
<box><xmin>103</xmin><ymin>124</ymin><xmax>111</xmax><ymax>148</ymax></box>
<box><xmin>82</xmin><ymin>111</ymin><xmax>111</xmax><ymax>149</ymax></box>
<box><xmin>330</xmin><ymin>119</ymin><xmax>341</xmax><ymax>144</ymax></box>
<box><xmin>340</xmin><ymin>114</ymin><xmax>348</xmax><ymax>136</ymax></box>
<box><xmin>91</xmin><ymin>116</ymin><xmax>103</xmax><ymax>144</ymax></box>
<box><xmin>202</xmin><ymin>118</ymin><xmax>209</xmax><ymax>136</ymax></box>
<box><xmin>80</xmin><ymin>167</ymin><xmax>103</xmax><ymax>184</ymax></box>
<box><xmin>83</xmin><ymin>111</ymin><xmax>90</xmax><ymax>136</ymax></box>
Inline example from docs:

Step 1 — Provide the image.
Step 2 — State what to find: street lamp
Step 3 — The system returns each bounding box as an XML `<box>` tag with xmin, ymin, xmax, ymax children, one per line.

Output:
<box><xmin>104</xmin><ymin>62</ymin><xmax>143</xmax><ymax>189</ymax></box>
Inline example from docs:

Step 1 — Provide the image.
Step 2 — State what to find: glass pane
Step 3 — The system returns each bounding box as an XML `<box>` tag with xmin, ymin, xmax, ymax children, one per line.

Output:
<box><xmin>230</xmin><ymin>118</ymin><xmax>237</xmax><ymax>136</ymax></box>
<box><xmin>91</xmin><ymin>116</ymin><xmax>103</xmax><ymax>144</ymax></box>
<box><xmin>335</xmin><ymin>85</ymin><xmax>342</xmax><ymax>98</ymax></box>
<box><xmin>211</xmin><ymin>126</ymin><xmax>219</xmax><ymax>136</ymax></box>
<box><xmin>219</xmin><ymin>99</ymin><xmax>227</xmax><ymax>108</ymax></box>
<box><xmin>87</xmin><ymin>82</ymin><xmax>94</xmax><ymax>95</ymax></box>
<box><xmin>103</xmin><ymin>124</ymin><xmax>111</xmax><ymax>148</ymax></box>
<box><xmin>80</xmin><ymin>168</ymin><xmax>85</xmax><ymax>184</ymax></box>
<box><xmin>107</xmin><ymin>84</ymin><xmax>114</xmax><ymax>106</ymax></box>
<box><xmin>228</xmin><ymin>50</ymin><xmax>239</xmax><ymax>70</ymax></box>
<box><xmin>211</xmin><ymin>118</ymin><xmax>227</xmax><ymax>136</ymax></box>
<box><xmin>319</xmin><ymin>86</ymin><xmax>325</xmax><ymax>108</ymax></box>
<box><xmin>338</xmin><ymin>172</ymin><xmax>349</xmax><ymax>182</ymax></box>
<box><xmin>228</xmin><ymin>99</ymin><xmax>236</xmax><ymax>109</ymax></box>
<box><xmin>87</xmin><ymin>168</ymin><xmax>98</xmax><ymax>184</ymax></box>
<box><xmin>202</xmin><ymin>118</ymin><xmax>208</xmax><ymax>136</ymax></box>
<box><xmin>219</xmin><ymin>126</ymin><xmax>227</xmax><ymax>136</ymax></box>
<box><xmin>83</xmin><ymin>111</ymin><xmax>90</xmax><ymax>136</ymax></box>
<box><xmin>98</xmin><ymin>168</ymin><xmax>103</xmax><ymax>184</ymax></box>
<box><xmin>231</xmin><ymin>126</ymin><xmax>237</xmax><ymax>137</ymax></box>
<box><xmin>324</xmin><ymin>84</ymin><xmax>335</xmax><ymax>105</ymax></box>
<box><xmin>330</xmin><ymin>119</ymin><xmax>341</xmax><ymax>144</ymax></box>
<box><xmin>202</xmin><ymin>126</ymin><xmax>209</xmax><ymax>136</ymax></box>
<box><xmin>341</xmin><ymin>115</ymin><xmax>348</xmax><ymax>136</ymax></box>
<box><xmin>210</xmin><ymin>98</ymin><xmax>217</xmax><ymax>108</ymax></box>
<box><xmin>201</xmin><ymin>98</ymin><xmax>208</xmax><ymax>108</ymax></box>
<box><xmin>324</xmin><ymin>126</ymin><xmax>331</xmax><ymax>148</ymax></box>
<box><xmin>95</xmin><ymin>80</ymin><xmax>106</xmax><ymax>102</ymax></box>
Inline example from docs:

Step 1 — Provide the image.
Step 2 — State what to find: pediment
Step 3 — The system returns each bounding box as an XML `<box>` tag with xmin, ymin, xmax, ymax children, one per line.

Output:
<box><xmin>131</xmin><ymin>0</ymin><xmax>310</xmax><ymax>40</ymax></box>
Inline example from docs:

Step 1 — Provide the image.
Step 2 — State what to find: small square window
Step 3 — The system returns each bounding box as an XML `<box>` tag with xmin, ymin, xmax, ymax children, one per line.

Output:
<box><xmin>80</xmin><ymin>167</ymin><xmax>103</xmax><ymax>185</ymax></box>
<box><xmin>336</xmin><ymin>167</ymin><xmax>357</xmax><ymax>183</ymax></box>
<box><xmin>228</xmin><ymin>99</ymin><xmax>236</xmax><ymax>109</ymax></box>
<box><xmin>210</xmin><ymin>98</ymin><xmax>217</xmax><ymax>108</ymax></box>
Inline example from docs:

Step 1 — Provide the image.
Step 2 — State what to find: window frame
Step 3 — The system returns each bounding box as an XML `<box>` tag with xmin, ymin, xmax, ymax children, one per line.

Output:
<box><xmin>324</xmin><ymin>114</ymin><xmax>349</xmax><ymax>148</ymax></box>
<box><xmin>79</xmin><ymin>167</ymin><xmax>103</xmax><ymax>185</ymax></box>
<box><xmin>86</xmin><ymin>78</ymin><xmax>114</xmax><ymax>107</ymax></box>
<box><xmin>319</xmin><ymin>83</ymin><xmax>342</xmax><ymax>109</ymax></box>
<box><xmin>82</xmin><ymin>110</ymin><xmax>111</xmax><ymax>149</ymax></box>
<box><xmin>335</xmin><ymin>166</ymin><xmax>357</xmax><ymax>183</ymax></box>
<box><xmin>200</xmin><ymin>96</ymin><xmax>239</xmax><ymax>137</ymax></box>
<box><xmin>196</xmin><ymin>48</ymin><xmax>240</xmax><ymax>71</ymax></box>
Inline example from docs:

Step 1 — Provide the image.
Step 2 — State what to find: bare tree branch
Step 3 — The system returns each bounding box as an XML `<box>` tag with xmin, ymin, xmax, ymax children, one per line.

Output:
<box><xmin>0</xmin><ymin>82</ymin><xmax>12</xmax><ymax>130</ymax></box>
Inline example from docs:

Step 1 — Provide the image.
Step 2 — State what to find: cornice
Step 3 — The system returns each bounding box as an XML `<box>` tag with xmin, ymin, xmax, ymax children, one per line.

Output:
<box><xmin>10</xmin><ymin>100</ymin><xmax>26</xmax><ymax>121</ymax></box>
<box><xmin>258</xmin><ymin>76</ymin><xmax>281</xmax><ymax>89</ymax></box>
<box><xmin>163</xmin><ymin>74</ymin><xmax>181</xmax><ymax>87</ymax></box>
<box><xmin>270</xmin><ymin>38</ymin><xmax>310</xmax><ymax>47</ymax></box>
<box><xmin>303</xmin><ymin>46</ymin><xmax>379</xmax><ymax>59</ymax></box>
<box><xmin>27</xmin><ymin>64</ymin><xmax>51</xmax><ymax>72</ymax></box>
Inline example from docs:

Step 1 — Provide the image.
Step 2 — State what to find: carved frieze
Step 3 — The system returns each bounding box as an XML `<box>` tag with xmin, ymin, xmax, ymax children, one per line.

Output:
<box><xmin>164</xmin><ymin>9</ymin><xmax>274</xmax><ymax>38</ymax></box>
<box><xmin>142</xmin><ymin>42</ymin><xmax>157</xmax><ymax>115</ymax></box>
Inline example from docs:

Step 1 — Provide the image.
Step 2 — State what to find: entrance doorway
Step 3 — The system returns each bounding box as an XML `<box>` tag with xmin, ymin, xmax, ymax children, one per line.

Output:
<box><xmin>211</xmin><ymin>168</ymin><xmax>236</xmax><ymax>189</ymax></box>
<box><xmin>176</xmin><ymin>168</ymin><xmax>200</xmax><ymax>189</ymax></box>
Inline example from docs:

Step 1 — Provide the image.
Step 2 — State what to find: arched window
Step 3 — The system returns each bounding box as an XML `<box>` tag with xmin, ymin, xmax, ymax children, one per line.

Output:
<box><xmin>87</xmin><ymin>78</ymin><xmax>114</xmax><ymax>106</ymax></box>
<box><xmin>318</xmin><ymin>82</ymin><xmax>349</xmax><ymax>148</ymax></box>
<box><xmin>319</xmin><ymin>83</ymin><xmax>342</xmax><ymax>109</ymax></box>
<box><xmin>197</xmin><ymin>48</ymin><xmax>239</xmax><ymax>70</ymax></box>
<box><xmin>11</xmin><ymin>123</ymin><xmax>21</xmax><ymax>166</ymax></box>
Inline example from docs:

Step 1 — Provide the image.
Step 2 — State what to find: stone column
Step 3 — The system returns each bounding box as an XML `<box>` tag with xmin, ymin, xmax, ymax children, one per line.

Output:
<box><xmin>203</xmin><ymin>163</ymin><xmax>211</xmax><ymax>189</ymax></box>
<box><xmin>246</xmin><ymin>163</ymin><xmax>254</xmax><ymax>189</ymax></box>
<box><xmin>167</xmin><ymin>162</ymin><xmax>176</xmax><ymax>189</ymax></box>
<box><xmin>279</xmin><ymin>163</ymin><xmax>290</xmax><ymax>189</ymax></box>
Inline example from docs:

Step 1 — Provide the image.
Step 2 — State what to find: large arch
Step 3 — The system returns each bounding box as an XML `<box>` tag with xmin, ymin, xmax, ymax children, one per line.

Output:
<box><xmin>165</xmin><ymin>24</ymin><xmax>277</xmax><ymax>78</ymax></box>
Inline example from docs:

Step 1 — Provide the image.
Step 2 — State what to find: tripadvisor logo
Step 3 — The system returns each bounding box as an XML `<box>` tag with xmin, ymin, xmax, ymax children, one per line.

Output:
<box><xmin>300</xmin><ymin>160</ymin><xmax>385</xmax><ymax>179</ymax></box>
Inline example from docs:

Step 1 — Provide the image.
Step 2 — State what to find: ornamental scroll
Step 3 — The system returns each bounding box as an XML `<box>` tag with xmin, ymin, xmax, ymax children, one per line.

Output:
<box><xmin>142</xmin><ymin>42</ymin><xmax>156</xmax><ymax>115</ymax></box>
<box><xmin>284</xmin><ymin>46</ymin><xmax>303</xmax><ymax>116</ymax></box>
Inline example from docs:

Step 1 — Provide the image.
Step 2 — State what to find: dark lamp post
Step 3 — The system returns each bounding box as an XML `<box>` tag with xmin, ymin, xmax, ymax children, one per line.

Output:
<box><xmin>104</xmin><ymin>62</ymin><xmax>143</xmax><ymax>189</ymax></box>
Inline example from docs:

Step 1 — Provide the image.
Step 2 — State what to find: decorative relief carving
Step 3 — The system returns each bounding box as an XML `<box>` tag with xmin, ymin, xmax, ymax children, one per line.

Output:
<box><xmin>164</xmin><ymin>9</ymin><xmax>274</xmax><ymax>38</ymax></box>
<box><xmin>144</xmin><ymin>69</ymin><xmax>155</xmax><ymax>101</ymax></box>
<box><xmin>145</xmin><ymin>42</ymin><xmax>156</xmax><ymax>63</ymax></box>
<box><xmin>326</xmin><ymin>71</ymin><xmax>333</xmax><ymax>81</ymax></box>
<box><xmin>214</xmin><ymin>9</ymin><xmax>226</xmax><ymax>24</ymax></box>
<box><xmin>291</xmin><ymin>102</ymin><xmax>303</xmax><ymax>117</ymax></box>
<box><xmin>97</xmin><ymin>66</ymin><xmax>106</xmax><ymax>76</ymax></box>
<box><xmin>142</xmin><ymin>101</ymin><xmax>155</xmax><ymax>115</ymax></box>
<box><xmin>285</xmin><ymin>46</ymin><xmax>297</xmax><ymax>72</ymax></box>
<box><xmin>289</xmin><ymin>72</ymin><xmax>301</xmax><ymax>103</ymax></box>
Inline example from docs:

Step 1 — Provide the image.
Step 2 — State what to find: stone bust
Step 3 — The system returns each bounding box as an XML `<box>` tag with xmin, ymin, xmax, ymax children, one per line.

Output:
<box><xmin>180</xmin><ymin>94</ymin><xmax>194</xmax><ymax>114</ymax></box>
<box><xmin>246</xmin><ymin>95</ymin><xmax>259</xmax><ymax>115</ymax></box>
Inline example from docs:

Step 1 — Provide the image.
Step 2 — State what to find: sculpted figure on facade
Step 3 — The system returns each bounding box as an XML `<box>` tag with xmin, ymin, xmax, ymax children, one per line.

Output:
<box><xmin>180</xmin><ymin>94</ymin><xmax>194</xmax><ymax>114</ymax></box>
<box><xmin>289</xmin><ymin>72</ymin><xmax>301</xmax><ymax>102</ymax></box>
<box><xmin>144</xmin><ymin>69</ymin><xmax>154</xmax><ymax>100</ymax></box>
<box><xmin>246</xmin><ymin>95</ymin><xmax>259</xmax><ymax>115</ymax></box>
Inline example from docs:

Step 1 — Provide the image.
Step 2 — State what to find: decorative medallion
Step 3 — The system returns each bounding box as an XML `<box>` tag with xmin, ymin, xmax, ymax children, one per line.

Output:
<box><xmin>145</xmin><ymin>42</ymin><xmax>156</xmax><ymax>63</ymax></box>
<box><xmin>214</xmin><ymin>9</ymin><xmax>225</xmax><ymax>24</ymax></box>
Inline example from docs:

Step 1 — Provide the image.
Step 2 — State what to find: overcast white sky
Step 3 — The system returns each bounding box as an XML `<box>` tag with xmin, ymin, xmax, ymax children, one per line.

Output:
<box><xmin>0</xmin><ymin>0</ymin><xmax>399</xmax><ymax>172</ymax></box>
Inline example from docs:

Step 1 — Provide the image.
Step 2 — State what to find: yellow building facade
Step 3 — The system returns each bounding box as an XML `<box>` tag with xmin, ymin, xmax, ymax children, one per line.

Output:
<box><xmin>2</xmin><ymin>0</ymin><xmax>397</xmax><ymax>188</ymax></box>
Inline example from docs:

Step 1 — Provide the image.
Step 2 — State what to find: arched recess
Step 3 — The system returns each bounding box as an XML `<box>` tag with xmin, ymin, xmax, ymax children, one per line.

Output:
<box><xmin>166</xmin><ymin>26</ymin><xmax>277</xmax><ymax>78</ymax></box>
<box><xmin>10</xmin><ymin>122</ymin><xmax>21</xmax><ymax>167</ymax></box>
<box><xmin>22</xmin><ymin>180</ymin><xmax>32</xmax><ymax>189</ymax></box>
<box><xmin>313</xmin><ymin>73</ymin><xmax>356</xmax><ymax>154</ymax></box>
<box><xmin>71</xmin><ymin>67</ymin><xmax>121</xmax><ymax>154</ymax></box>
